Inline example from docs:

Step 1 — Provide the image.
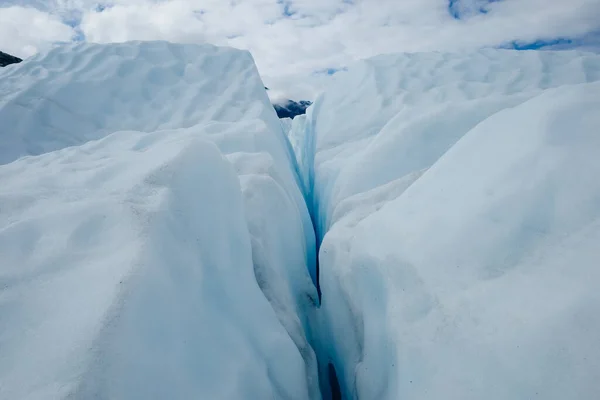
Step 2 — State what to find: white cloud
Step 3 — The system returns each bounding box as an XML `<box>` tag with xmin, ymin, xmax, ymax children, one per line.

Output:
<box><xmin>81</xmin><ymin>2</ymin><xmax>208</xmax><ymax>43</ymax></box>
<box><xmin>1</xmin><ymin>0</ymin><xmax>599</xmax><ymax>98</ymax></box>
<box><xmin>0</xmin><ymin>6</ymin><xmax>75</xmax><ymax>57</ymax></box>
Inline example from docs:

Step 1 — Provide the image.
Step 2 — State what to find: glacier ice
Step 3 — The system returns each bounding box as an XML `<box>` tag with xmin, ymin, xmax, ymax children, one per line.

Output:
<box><xmin>298</xmin><ymin>50</ymin><xmax>600</xmax><ymax>399</ymax></box>
<box><xmin>0</xmin><ymin>42</ymin><xmax>284</xmax><ymax>165</ymax></box>
<box><xmin>0</xmin><ymin>42</ymin><xmax>319</xmax><ymax>400</ymax></box>
<box><xmin>2</xmin><ymin>40</ymin><xmax>600</xmax><ymax>400</ymax></box>
<box><xmin>280</xmin><ymin>117</ymin><xmax>293</xmax><ymax>137</ymax></box>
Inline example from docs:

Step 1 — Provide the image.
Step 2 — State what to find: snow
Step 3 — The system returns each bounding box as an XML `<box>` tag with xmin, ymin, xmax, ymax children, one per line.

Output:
<box><xmin>0</xmin><ymin>42</ymin><xmax>319</xmax><ymax>399</ymax></box>
<box><xmin>0</xmin><ymin>41</ymin><xmax>285</xmax><ymax>165</ymax></box>
<box><xmin>299</xmin><ymin>49</ymin><xmax>600</xmax><ymax>399</ymax></box>
<box><xmin>280</xmin><ymin>117</ymin><xmax>293</xmax><ymax>136</ymax></box>
<box><xmin>3</xmin><ymin>40</ymin><xmax>600</xmax><ymax>400</ymax></box>
<box><xmin>287</xmin><ymin>114</ymin><xmax>310</xmax><ymax>196</ymax></box>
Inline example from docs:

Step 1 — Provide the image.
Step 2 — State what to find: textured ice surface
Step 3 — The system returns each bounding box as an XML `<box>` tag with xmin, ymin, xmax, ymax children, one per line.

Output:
<box><xmin>0</xmin><ymin>41</ymin><xmax>283</xmax><ymax>165</ymax></box>
<box><xmin>3</xmin><ymin>41</ymin><xmax>600</xmax><ymax>400</ymax></box>
<box><xmin>0</xmin><ymin>42</ymin><xmax>319</xmax><ymax>400</ymax></box>
<box><xmin>299</xmin><ymin>50</ymin><xmax>600</xmax><ymax>399</ymax></box>
<box><xmin>280</xmin><ymin>117</ymin><xmax>293</xmax><ymax>136</ymax></box>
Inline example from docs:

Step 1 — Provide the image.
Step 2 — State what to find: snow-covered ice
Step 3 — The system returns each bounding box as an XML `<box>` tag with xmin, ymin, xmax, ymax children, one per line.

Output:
<box><xmin>280</xmin><ymin>117</ymin><xmax>293</xmax><ymax>137</ymax></box>
<box><xmin>0</xmin><ymin>42</ymin><xmax>319</xmax><ymax>400</ymax></box>
<box><xmin>0</xmin><ymin>41</ymin><xmax>285</xmax><ymax>165</ymax></box>
<box><xmin>2</xmin><ymin>40</ymin><xmax>600</xmax><ymax>400</ymax></box>
<box><xmin>299</xmin><ymin>50</ymin><xmax>600</xmax><ymax>399</ymax></box>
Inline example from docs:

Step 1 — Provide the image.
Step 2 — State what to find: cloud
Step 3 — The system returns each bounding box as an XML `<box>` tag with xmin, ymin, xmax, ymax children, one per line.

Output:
<box><xmin>1</xmin><ymin>0</ymin><xmax>599</xmax><ymax>99</ymax></box>
<box><xmin>81</xmin><ymin>2</ymin><xmax>209</xmax><ymax>43</ymax></box>
<box><xmin>0</xmin><ymin>6</ymin><xmax>75</xmax><ymax>57</ymax></box>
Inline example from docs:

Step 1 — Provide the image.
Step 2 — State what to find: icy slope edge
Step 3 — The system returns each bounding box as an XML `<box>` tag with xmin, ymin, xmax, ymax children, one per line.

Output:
<box><xmin>0</xmin><ymin>42</ymin><xmax>320</xmax><ymax>399</ymax></box>
<box><xmin>299</xmin><ymin>50</ymin><xmax>600</xmax><ymax>399</ymax></box>
<box><xmin>0</xmin><ymin>41</ymin><xmax>282</xmax><ymax>165</ymax></box>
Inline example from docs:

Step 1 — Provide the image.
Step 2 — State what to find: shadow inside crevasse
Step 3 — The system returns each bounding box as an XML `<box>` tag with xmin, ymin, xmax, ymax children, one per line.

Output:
<box><xmin>328</xmin><ymin>363</ymin><xmax>342</xmax><ymax>400</ymax></box>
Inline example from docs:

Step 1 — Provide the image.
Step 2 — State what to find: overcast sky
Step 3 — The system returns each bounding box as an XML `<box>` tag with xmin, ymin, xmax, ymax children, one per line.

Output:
<box><xmin>1</xmin><ymin>0</ymin><xmax>599</xmax><ymax>99</ymax></box>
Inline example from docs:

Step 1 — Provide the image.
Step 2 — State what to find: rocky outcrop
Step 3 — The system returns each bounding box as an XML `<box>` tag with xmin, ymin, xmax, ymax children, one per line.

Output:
<box><xmin>0</xmin><ymin>51</ymin><xmax>22</xmax><ymax>67</ymax></box>
<box><xmin>273</xmin><ymin>100</ymin><xmax>312</xmax><ymax>119</ymax></box>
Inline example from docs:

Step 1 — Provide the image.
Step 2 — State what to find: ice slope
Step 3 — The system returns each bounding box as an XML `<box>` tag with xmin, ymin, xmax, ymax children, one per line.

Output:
<box><xmin>280</xmin><ymin>116</ymin><xmax>293</xmax><ymax>133</ymax></box>
<box><xmin>0</xmin><ymin>41</ymin><xmax>283</xmax><ymax>165</ymax></box>
<box><xmin>299</xmin><ymin>50</ymin><xmax>600</xmax><ymax>399</ymax></box>
<box><xmin>287</xmin><ymin>114</ymin><xmax>310</xmax><ymax>194</ymax></box>
<box><xmin>303</xmin><ymin>50</ymin><xmax>600</xmax><ymax>237</ymax></box>
<box><xmin>0</xmin><ymin>42</ymin><xmax>319</xmax><ymax>399</ymax></box>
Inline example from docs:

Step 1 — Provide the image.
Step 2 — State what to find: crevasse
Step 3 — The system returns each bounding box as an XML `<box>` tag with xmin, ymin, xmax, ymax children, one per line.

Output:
<box><xmin>0</xmin><ymin>41</ymin><xmax>322</xmax><ymax>400</ymax></box>
<box><xmin>291</xmin><ymin>49</ymin><xmax>600</xmax><ymax>400</ymax></box>
<box><xmin>2</xmin><ymin>42</ymin><xmax>600</xmax><ymax>400</ymax></box>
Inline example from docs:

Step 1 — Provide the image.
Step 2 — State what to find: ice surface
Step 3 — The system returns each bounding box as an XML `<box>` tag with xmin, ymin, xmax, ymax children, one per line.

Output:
<box><xmin>298</xmin><ymin>50</ymin><xmax>600</xmax><ymax>399</ymax></box>
<box><xmin>286</xmin><ymin>114</ymin><xmax>310</xmax><ymax>196</ymax></box>
<box><xmin>280</xmin><ymin>117</ymin><xmax>293</xmax><ymax>137</ymax></box>
<box><xmin>303</xmin><ymin>50</ymin><xmax>600</xmax><ymax>237</ymax></box>
<box><xmin>0</xmin><ymin>41</ymin><xmax>284</xmax><ymax>165</ymax></box>
<box><xmin>0</xmin><ymin>42</ymin><xmax>319</xmax><ymax>399</ymax></box>
<box><xmin>3</xmin><ymin>40</ymin><xmax>600</xmax><ymax>400</ymax></box>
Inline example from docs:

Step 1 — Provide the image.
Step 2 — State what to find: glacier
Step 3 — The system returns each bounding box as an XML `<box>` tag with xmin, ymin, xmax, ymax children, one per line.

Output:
<box><xmin>0</xmin><ymin>42</ymin><xmax>319</xmax><ymax>400</ymax></box>
<box><xmin>297</xmin><ymin>50</ymin><xmax>600</xmax><ymax>399</ymax></box>
<box><xmin>1</xmin><ymin>41</ymin><xmax>600</xmax><ymax>400</ymax></box>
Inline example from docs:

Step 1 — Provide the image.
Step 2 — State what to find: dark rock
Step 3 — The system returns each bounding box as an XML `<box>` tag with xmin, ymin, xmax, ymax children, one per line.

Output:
<box><xmin>0</xmin><ymin>51</ymin><xmax>22</xmax><ymax>67</ymax></box>
<box><xmin>265</xmin><ymin>86</ymin><xmax>312</xmax><ymax>119</ymax></box>
<box><xmin>273</xmin><ymin>99</ymin><xmax>312</xmax><ymax>119</ymax></box>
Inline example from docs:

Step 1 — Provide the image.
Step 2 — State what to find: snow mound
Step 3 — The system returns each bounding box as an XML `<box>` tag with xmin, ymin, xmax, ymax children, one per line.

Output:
<box><xmin>0</xmin><ymin>41</ymin><xmax>283</xmax><ymax>165</ymax></box>
<box><xmin>300</xmin><ymin>50</ymin><xmax>600</xmax><ymax>399</ymax></box>
<box><xmin>303</xmin><ymin>49</ymin><xmax>600</xmax><ymax>236</ymax></box>
<box><xmin>0</xmin><ymin>43</ymin><xmax>319</xmax><ymax>399</ymax></box>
